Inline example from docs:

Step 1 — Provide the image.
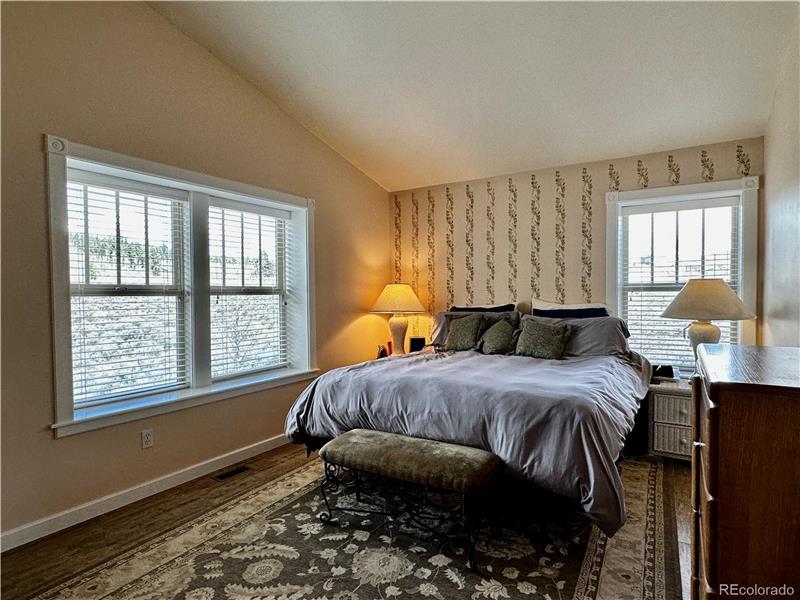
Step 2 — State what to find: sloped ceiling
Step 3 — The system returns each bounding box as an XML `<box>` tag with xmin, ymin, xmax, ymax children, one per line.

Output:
<box><xmin>152</xmin><ymin>2</ymin><xmax>796</xmax><ymax>191</ymax></box>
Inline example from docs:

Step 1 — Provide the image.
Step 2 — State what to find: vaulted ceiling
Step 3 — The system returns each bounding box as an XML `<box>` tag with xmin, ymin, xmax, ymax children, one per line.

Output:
<box><xmin>152</xmin><ymin>2</ymin><xmax>796</xmax><ymax>191</ymax></box>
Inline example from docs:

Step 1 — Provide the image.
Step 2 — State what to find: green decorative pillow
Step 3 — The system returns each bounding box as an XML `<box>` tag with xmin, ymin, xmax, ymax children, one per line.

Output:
<box><xmin>514</xmin><ymin>319</ymin><xmax>571</xmax><ymax>359</ymax></box>
<box><xmin>444</xmin><ymin>313</ymin><xmax>484</xmax><ymax>351</ymax></box>
<box><xmin>478</xmin><ymin>319</ymin><xmax>516</xmax><ymax>355</ymax></box>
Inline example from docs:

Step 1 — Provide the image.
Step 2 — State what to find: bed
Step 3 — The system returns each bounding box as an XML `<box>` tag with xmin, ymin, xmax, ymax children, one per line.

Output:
<box><xmin>284</xmin><ymin>337</ymin><xmax>650</xmax><ymax>536</ymax></box>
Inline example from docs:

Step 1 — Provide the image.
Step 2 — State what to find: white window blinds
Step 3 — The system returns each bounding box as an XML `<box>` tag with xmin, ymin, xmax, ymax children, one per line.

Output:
<box><xmin>619</xmin><ymin>196</ymin><xmax>742</xmax><ymax>371</ymax></box>
<box><xmin>208</xmin><ymin>203</ymin><xmax>287</xmax><ymax>379</ymax></box>
<box><xmin>48</xmin><ymin>138</ymin><xmax>315</xmax><ymax>433</ymax></box>
<box><xmin>67</xmin><ymin>171</ymin><xmax>190</xmax><ymax>405</ymax></box>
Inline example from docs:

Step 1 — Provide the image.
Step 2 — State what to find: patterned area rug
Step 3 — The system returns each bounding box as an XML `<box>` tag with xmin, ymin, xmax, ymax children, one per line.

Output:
<box><xmin>35</xmin><ymin>458</ymin><xmax>679</xmax><ymax>600</ymax></box>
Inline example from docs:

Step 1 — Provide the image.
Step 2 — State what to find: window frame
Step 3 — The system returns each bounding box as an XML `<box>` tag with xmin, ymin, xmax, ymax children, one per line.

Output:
<box><xmin>605</xmin><ymin>177</ymin><xmax>759</xmax><ymax>363</ymax></box>
<box><xmin>46</xmin><ymin>135</ymin><xmax>317</xmax><ymax>437</ymax></box>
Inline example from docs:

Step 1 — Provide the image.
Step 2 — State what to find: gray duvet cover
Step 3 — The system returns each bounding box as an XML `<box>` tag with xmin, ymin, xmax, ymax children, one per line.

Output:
<box><xmin>284</xmin><ymin>350</ymin><xmax>650</xmax><ymax>535</ymax></box>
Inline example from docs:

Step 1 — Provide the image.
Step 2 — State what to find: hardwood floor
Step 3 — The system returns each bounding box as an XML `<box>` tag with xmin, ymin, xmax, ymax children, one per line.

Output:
<box><xmin>1</xmin><ymin>447</ymin><xmax>693</xmax><ymax>600</ymax></box>
<box><xmin>1</xmin><ymin>444</ymin><xmax>310</xmax><ymax>600</ymax></box>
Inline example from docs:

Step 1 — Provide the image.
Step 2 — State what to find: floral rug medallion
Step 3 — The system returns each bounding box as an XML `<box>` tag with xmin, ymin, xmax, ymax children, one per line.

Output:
<box><xmin>36</xmin><ymin>458</ymin><xmax>675</xmax><ymax>600</ymax></box>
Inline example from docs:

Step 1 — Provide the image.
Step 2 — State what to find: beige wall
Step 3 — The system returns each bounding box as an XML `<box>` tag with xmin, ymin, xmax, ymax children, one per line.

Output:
<box><xmin>762</xmin><ymin>7</ymin><xmax>800</xmax><ymax>347</ymax></box>
<box><xmin>1</xmin><ymin>2</ymin><xmax>391</xmax><ymax>531</ymax></box>
<box><xmin>391</xmin><ymin>138</ymin><xmax>763</xmax><ymax>337</ymax></box>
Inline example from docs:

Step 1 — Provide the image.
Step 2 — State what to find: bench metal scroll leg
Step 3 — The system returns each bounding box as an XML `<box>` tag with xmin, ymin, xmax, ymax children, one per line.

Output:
<box><xmin>462</xmin><ymin>494</ymin><xmax>478</xmax><ymax>572</ymax></box>
<box><xmin>320</xmin><ymin>461</ymin><xmax>337</xmax><ymax>524</ymax></box>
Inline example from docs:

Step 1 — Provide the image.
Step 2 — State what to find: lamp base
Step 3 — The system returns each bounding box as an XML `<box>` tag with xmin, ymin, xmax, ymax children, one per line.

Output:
<box><xmin>388</xmin><ymin>314</ymin><xmax>408</xmax><ymax>355</ymax></box>
<box><xmin>687</xmin><ymin>320</ymin><xmax>721</xmax><ymax>363</ymax></box>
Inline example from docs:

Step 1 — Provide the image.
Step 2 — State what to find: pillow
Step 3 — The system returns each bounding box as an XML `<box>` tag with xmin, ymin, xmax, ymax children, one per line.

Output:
<box><xmin>523</xmin><ymin>315</ymin><xmax>630</xmax><ymax>357</ymax></box>
<box><xmin>444</xmin><ymin>313</ymin><xmax>484</xmax><ymax>351</ymax></box>
<box><xmin>532</xmin><ymin>307</ymin><xmax>610</xmax><ymax>319</ymax></box>
<box><xmin>514</xmin><ymin>319</ymin><xmax>571</xmax><ymax>359</ymax></box>
<box><xmin>449</xmin><ymin>303</ymin><xmax>516</xmax><ymax>313</ymax></box>
<box><xmin>431</xmin><ymin>311</ymin><xmax>520</xmax><ymax>346</ymax></box>
<box><xmin>478</xmin><ymin>319</ymin><xmax>516</xmax><ymax>355</ymax></box>
<box><xmin>531</xmin><ymin>298</ymin><xmax>611</xmax><ymax>314</ymax></box>
<box><xmin>480</xmin><ymin>311</ymin><xmax>520</xmax><ymax>332</ymax></box>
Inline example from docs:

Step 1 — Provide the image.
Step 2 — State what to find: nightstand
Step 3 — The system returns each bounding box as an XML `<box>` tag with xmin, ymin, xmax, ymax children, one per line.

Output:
<box><xmin>648</xmin><ymin>379</ymin><xmax>692</xmax><ymax>460</ymax></box>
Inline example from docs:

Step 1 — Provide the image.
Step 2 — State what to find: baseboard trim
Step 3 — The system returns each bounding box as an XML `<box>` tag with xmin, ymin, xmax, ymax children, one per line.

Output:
<box><xmin>1</xmin><ymin>434</ymin><xmax>289</xmax><ymax>551</ymax></box>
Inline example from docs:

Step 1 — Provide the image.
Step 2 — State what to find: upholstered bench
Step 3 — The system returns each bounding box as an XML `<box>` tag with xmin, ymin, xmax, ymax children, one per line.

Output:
<box><xmin>318</xmin><ymin>428</ymin><xmax>501</xmax><ymax>571</ymax></box>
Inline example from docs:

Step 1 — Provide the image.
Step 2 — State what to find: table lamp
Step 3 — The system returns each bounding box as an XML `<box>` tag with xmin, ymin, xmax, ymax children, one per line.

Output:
<box><xmin>661</xmin><ymin>278</ymin><xmax>755</xmax><ymax>362</ymax></box>
<box><xmin>371</xmin><ymin>283</ymin><xmax>425</xmax><ymax>354</ymax></box>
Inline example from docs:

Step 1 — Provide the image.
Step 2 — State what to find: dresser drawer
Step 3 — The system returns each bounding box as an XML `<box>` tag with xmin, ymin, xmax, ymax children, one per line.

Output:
<box><xmin>652</xmin><ymin>423</ymin><xmax>692</xmax><ymax>457</ymax></box>
<box><xmin>653</xmin><ymin>393</ymin><xmax>691</xmax><ymax>425</ymax></box>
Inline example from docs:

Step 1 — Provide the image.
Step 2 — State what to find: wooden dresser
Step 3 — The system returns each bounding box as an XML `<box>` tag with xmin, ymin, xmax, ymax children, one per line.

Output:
<box><xmin>692</xmin><ymin>344</ymin><xmax>800</xmax><ymax>599</ymax></box>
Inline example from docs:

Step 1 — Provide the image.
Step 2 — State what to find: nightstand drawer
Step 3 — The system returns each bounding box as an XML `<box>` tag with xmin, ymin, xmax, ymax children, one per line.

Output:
<box><xmin>652</xmin><ymin>423</ymin><xmax>692</xmax><ymax>457</ymax></box>
<box><xmin>653</xmin><ymin>393</ymin><xmax>691</xmax><ymax>426</ymax></box>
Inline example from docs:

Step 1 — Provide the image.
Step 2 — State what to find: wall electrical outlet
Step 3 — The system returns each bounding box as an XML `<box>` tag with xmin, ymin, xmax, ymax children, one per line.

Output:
<box><xmin>141</xmin><ymin>429</ymin><xmax>154</xmax><ymax>449</ymax></box>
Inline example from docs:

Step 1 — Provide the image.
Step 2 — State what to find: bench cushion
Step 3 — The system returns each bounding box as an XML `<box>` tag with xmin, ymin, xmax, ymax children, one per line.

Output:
<box><xmin>319</xmin><ymin>429</ymin><xmax>501</xmax><ymax>494</ymax></box>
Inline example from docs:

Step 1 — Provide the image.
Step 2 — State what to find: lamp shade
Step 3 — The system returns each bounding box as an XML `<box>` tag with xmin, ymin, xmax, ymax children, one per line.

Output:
<box><xmin>661</xmin><ymin>278</ymin><xmax>755</xmax><ymax>321</ymax></box>
<box><xmin>371</xmin><ymin>283</ymin><xmax>425</xmax><ymax>314</ymax></box>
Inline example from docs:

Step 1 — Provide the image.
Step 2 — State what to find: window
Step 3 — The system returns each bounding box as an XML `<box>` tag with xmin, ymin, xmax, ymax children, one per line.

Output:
<box><xmin>607</xmin><ymin>179</ymin><xmax>758</xmax><ymax>372</ymax></box>
<box><xmin>47</xmin><ymin>136</ymin><xmax>315</xmax><ymax>435</ymax></box>
<box><xmin>620</xmin><ymin>198</ymin><xmax>741</xmax><ymax>370</ymax></box>
<box><xmin>67</xmin><ymin>172</ymin><xmax>190</xmax><ymax>405</ymax></box>
<box><xmin>208</xmin><ymin>203</ymin><xmax>286</xmax><ymax>379</ymax></box>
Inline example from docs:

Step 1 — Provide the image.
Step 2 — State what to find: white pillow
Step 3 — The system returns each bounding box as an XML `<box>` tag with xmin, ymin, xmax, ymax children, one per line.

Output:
<box><xmin>531</xmin><ymin>298</ymin><xmax>613</xmax><ymax>314</ymax></box>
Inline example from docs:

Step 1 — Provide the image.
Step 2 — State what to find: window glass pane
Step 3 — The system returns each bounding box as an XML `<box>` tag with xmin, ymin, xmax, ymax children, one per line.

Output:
<box><xmin>210</xmin><ymin>294</ymin><xmax>285</xmax><ymax>379</ymax></box>
<box><xmin>67</xmin><ymin>183</ymin><xmax>87</xmax><ymax>285</ymax></box>
<box><xmin>209</xmin><ymin>206</ymin><xmax>225</xmax><ymax>287</ymax></box>
<box><xmin>118</xmin><ymin>192</ymin><xmax>147</xmax><ymax>285</ymax></box>
<box><xmin>625</xmin><ymin>289</ymin><xmax>685</xmax><ymax>364</ymax></box>
<box><xmin>86</xmin><ymin>185</ymin><xmax>118</xmax><ymax>284</ymax></box>
<box><xmin>70</xmin><ymin>295</ymin><xmax>185</xmax><ymax>404</ymax></box>
<box><xmin>678</xmin><ymin>209</ymin><xmax>702</xmax><ymax>281</ymax></box>
<box><xmin>626</xmin><ymin>213</ymin><xmax>652</xmax><ymax>284</ymax></box>
<box><xmin>224</xmin><ymin>209</ymin><xmax>243</xmax><ymax>287</ymax></box>
<box><xmin>147</xmin><ymin>197</ymin><xmax>177</xmax><ymax>286</ymax></box>
<box><xmin>243</xmin><ymin>212</ymin><xmax>261</xmax><ymax>287</ymax></box>
<box><xmin>260</xmin><ymin>217</ymin><xmax>279</xmax><ymax>288</ymax></box>
<box><xmin>652</xmin><ymin>211</ymin><xmax>676</xmax><ymax>283</ymax></box>
<box><xmin>704</xmin><ymin>206</ymin><xmax>733</xmax><ymax>281</ymax></box>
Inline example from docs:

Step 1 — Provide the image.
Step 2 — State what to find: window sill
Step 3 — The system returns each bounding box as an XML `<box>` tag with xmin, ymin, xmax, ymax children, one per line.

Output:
<box><xmin>51</xmin><ymin>368</ymin><xmax>319</xmax><ymax>438</ymax></box>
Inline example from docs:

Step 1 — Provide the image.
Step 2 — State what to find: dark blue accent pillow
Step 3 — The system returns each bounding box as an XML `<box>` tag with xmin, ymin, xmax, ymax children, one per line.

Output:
<box><xmin>449</xmin><ymin>303</ymin><xmax>515</xmax><ymax>313</ymax></box>
<box><xmin>532</xmin><ymin>307</ymin><xmax>610</xmax><ymax>319</ymax></box>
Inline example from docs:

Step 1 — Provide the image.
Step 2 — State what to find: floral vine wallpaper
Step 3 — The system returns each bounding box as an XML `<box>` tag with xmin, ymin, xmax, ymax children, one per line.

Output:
<box><xmin>390</xmin><ymin>137</ymin><xmax>763</xmax><ymax>339</ymax></box>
